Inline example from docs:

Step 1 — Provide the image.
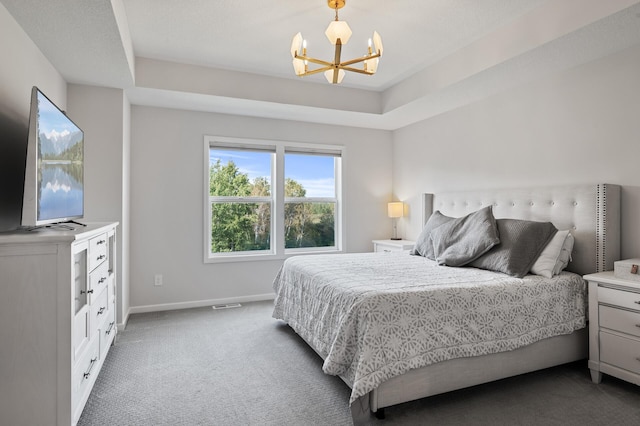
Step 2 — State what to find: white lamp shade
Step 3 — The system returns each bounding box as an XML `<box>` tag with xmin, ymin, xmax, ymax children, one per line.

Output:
<box><xmin>324</xmin><ymin>69</ymin><xmax>345</xmax><ymax>84</ymax></box>
<box><xmin>291</xmin><ymin>32</ymin><xmax>303</xmax><ymax>58</ymax></box>
<box><xmin>387</xmin><ymin>202</ymin><xmax>404</xmax><ymax>218</ymax></box>
<box><xmin>365</xmin><ymin>57</ymin><xmax>378</xmax><ymax>73</ymax></box>
<box><xmin>325</xmin><ymin>20</ymin><xmax>352</xmax><ymax>45</ymax></box>
<box><xmin>292</xmin><ymin>58</ymin><xmax>306</xmax><ymax>75</ymax></box>
<box><xmin>372</xmin><ymin>31</ymin><xmax>383</xmax><ymax>55</ymax></box>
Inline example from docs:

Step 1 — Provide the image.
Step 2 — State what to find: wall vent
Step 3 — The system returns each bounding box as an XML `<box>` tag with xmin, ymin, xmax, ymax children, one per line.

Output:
<box><xmin>212</xmin><ymin>303</ymin><xmax>242</xmax><ymax>310</ymax></box>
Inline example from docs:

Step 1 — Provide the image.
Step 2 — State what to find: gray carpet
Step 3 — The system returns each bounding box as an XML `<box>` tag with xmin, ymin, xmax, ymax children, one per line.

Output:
<box><xmin>78</xmin><ymin>300</ymin><xmax>640</xmax><ymax>426</ymax></box>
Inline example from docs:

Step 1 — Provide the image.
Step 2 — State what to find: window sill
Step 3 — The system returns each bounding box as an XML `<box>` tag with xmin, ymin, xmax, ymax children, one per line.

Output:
<box><xmin>204</xmin><ymin>248</ymin><xmax>343</xmax><ymax>264</ymax></box>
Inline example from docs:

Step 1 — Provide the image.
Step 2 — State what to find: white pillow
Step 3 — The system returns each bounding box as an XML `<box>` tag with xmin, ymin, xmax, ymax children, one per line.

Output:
<box><xmin>530</xmin><ymin>230</ymin><xmax>574</xmax><ymax>278</ymax></box>
<box><xmin>553</xmin><ymin>232</ymin><xmax>574</xmax><ymax>275</ymax></box>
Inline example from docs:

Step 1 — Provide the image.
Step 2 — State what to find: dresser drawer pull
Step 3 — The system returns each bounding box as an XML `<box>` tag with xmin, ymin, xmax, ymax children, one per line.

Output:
<box><xmin>80</xmin><ymin>289</ymin><xmax>94</xmax><ymax>295</ymax></box>
<box><xmin>96</xmin><ymin>239</ymin><xmax>106</xmax><ymax>245</ymax></box>
<box><xmin>97</xmin><ymin>307</ymin><xmax>106</xmax><ymax>315</ymax></box>
<box><xmin>83</xmin><ymin>357</ymin><xmax>98</xmax><ymax>379</ymax></box>
<box><xmin>105</xmin><ymin>321</ymin><xmax>115</xmax><ymax>335</ymax></box>
<box><xmin>96</xmin><ymin>254</ymin><xmax>106</xmax><ymax>261</ymax></box>
<box><xmin>98</xmin><ymin>277</ymin><xmax>106</xmax><ymax>284</ymax></box>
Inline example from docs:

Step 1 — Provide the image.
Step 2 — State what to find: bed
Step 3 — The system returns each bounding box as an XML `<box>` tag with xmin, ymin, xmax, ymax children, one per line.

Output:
<box><xmin>272</xmin><ymin>184</ymin><xmax>621</xmax><ymax>424</ymax></box>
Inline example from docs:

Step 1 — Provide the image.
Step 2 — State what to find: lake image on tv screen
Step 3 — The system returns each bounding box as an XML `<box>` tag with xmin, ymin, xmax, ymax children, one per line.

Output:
<box><xmin>36</xmin><ymin>92</ymin><xmax>83</xmax><ymax>221</ymax></box>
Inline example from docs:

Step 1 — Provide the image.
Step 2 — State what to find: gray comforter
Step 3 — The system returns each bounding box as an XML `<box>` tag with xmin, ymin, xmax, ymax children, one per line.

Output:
<box><xmin>272</xmin><ymin>252</ymin><xmax>586</xmax><ymax>404</ymax></box>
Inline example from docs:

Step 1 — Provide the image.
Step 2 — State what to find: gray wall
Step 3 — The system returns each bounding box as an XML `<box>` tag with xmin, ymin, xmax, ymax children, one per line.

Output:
<box><xmin>129</xmin><ymin>106</ymin><xmax>393</xmax><ymax>311</ymax></box>
<box><xmin>67</xmin><ymin>84</ymin><xmax>131</xmax><ymax>329</ymax></box>
<box><xmin>393</xmin><ymin>43</ymin><xmax>640</xmax><ymax>259</ymax></box>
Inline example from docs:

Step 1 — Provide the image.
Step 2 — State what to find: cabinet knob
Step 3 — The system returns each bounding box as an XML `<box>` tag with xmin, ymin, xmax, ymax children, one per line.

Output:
<box><xmin>80</xmin><ymin>289</ymin><xmax>94</xmax><ymax>295</ymax></box>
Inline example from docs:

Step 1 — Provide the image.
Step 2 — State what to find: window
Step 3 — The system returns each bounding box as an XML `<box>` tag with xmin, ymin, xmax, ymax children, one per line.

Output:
<box><xmin>204</xmin><ymin>136</ymin><xmax>343</xmax><ymax>261</ymax></box>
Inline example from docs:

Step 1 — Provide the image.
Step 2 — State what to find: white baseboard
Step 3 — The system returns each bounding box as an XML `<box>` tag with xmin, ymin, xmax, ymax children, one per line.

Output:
<box><xmin>128</xmin><ymin>293</ymin><xmax>276</xmax><ymax>315</ymax></box>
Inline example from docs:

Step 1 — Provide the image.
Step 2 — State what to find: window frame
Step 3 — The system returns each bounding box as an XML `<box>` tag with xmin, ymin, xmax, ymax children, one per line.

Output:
<box><xmin>204</xmin><ymin>136</ymin><xmax>345</xmax><ymax>263</ymax></box>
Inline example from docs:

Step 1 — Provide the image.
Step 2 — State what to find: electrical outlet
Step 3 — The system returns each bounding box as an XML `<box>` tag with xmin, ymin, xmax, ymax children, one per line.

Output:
<box><xmin>154</xmin><ymin>274</ymin><xmax>163</xmax><ymax>286</ymax></box>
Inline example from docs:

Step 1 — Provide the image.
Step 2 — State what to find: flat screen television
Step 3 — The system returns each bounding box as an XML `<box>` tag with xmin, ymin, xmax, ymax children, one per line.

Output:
<box><xmin>21</xmin><ymin>86</ymin><xmax>84</xmax><ymax>228</ymax></box>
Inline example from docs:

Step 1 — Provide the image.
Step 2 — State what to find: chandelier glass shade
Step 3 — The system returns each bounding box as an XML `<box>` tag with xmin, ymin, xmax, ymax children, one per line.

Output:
<box><xmin>290</xmin><ymin>0</ymin><xmax>383</xmax><ymax>84</ymax></box>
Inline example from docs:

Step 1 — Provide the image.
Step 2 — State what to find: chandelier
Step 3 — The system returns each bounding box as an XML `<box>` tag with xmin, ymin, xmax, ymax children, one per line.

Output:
<box><xmin>290</xmin><ymin>0</ymin><xmax>383</xmax><ymax>84</ymax></box>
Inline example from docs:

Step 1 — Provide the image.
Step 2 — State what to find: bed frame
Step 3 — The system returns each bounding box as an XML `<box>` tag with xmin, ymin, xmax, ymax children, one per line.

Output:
<box><xmin>350</xmin><ymin>183</ymin><xmax>621</xmax><ymax>424</ymax></box>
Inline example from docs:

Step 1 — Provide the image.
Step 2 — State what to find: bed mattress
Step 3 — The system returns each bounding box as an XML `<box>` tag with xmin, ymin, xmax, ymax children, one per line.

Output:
<box><xmin>272</xmin><ymin>252</ymin><xmax>587</xmax><ymax>404</ymax></box>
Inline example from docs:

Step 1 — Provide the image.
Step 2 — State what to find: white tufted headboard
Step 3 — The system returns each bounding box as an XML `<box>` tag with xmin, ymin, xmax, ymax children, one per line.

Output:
<box><xmin>421</xmin><ymin>184</ymin><xmax>621</xmax><ymax>275</ymax></box>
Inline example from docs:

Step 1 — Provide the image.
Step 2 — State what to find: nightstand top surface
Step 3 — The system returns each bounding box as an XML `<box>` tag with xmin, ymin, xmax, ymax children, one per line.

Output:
<box><xmin>583</xmin><ymin>271</ymin><xmax>640</xmax><ymax>288</ymax></box>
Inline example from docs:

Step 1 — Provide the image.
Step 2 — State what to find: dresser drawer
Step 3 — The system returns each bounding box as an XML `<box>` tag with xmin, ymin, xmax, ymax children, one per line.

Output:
<box><xmin>91</xmin><ymin>286</ymin><xmax>109</xmax><ymax>338</ymax></box>
<box><xmin>88</xmin><ymin>233</ymin><xmax>108</xmax><ymax>272</ymax></box>
<box><xmin>72</xmin><ymin>337</ymin><xmax>100</xmax><ymax>422</ymax></box>
<box><xmin>90</xmin><ymin>260</ymin><xmax>109</xmax><ymax>296</ymax></box>
<box><xmin>600</xmin><ymin>332</ymin><xmax>640</xmax><ymax>375</ymax></box>
<box><xmin>100</xmin><ymin>304</ymin><xmax>116</xmax><ymax>359</ymax></box>
<box><xmin>600</xmin><ymin>305</ymin><xmax>640</xmax><ymax>338</ymax></box>
<box><xmin>599</xmin><ymin>286</ymin><xmax>640</xmax><ymax>312</ymax></box>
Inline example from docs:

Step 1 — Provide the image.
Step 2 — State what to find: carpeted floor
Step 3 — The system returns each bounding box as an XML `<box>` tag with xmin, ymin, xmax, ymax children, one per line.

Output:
<box><xmin>78</xmin><ymin>300</ymin><xmax>640</xmax><ymax>426</ymax></box>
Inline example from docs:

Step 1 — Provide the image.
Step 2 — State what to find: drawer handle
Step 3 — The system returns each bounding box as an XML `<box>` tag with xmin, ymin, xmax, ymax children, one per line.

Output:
<box><xmin>97</xmin><ymin>254</ymin><xmax>106</xmax><ymax>261</ymax></box>
<box><xmin>98</xmin><ymin>277</ymin><xmax>106</xmax><ymax>284</ymax></box>
<box><xmin>96</xmin><ymin>240</ymin><xmax>106</xmax><ymax>245</ymax></box>
<box><xmin>98</xmin><ymin>307</ymin><xmax>106</xmax><ymax>315</ymax></box>
<box><xmin>80</xmin><ymin>289</ymin><xmax>94</xmax><ymax>295</ymax></box>
<box><xmin>83</xmin><ymin>357</ymin><xmax>98</xmax><ymax>379</ymax></box>
<box><xmin>106</xmin><ymin>321</ymin><xmax>115</xmax><ymax>335</ymax></box>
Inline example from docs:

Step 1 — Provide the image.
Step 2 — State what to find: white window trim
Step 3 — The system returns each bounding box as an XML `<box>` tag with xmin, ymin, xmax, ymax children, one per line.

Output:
<box><xmin>203</xmin><ymin>136</ymin><xmax>346</xmax><ymax>263</ymax></box>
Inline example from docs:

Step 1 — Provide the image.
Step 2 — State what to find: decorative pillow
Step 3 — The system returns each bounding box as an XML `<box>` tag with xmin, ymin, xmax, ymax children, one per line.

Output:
<box><xmin>430</xmin><ymin>206</ymin><xmax>500</xmax><ymax>267</ymax></box>
<box><xmin>531</xmin><ymin>230</ymin><xmax>574</xmax><ymax>278</ymax></box>
<box><xmin>470</xmin><ymin>219</ymin><xmax>558</xmax><ymax>278</ymax></box>
<box><xmin>410</xmin><ymin>210</ymin><xmax>454</xmax><ymax>259</ymax></box>
<box><xmin>553</xmin><ymin>232</ymin><xmax>574</xmax><ymax>275</ymax></box>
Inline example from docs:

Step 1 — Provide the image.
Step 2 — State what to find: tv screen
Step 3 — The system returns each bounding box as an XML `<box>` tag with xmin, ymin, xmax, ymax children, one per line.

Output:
<box><xmin>21</xmin><ymin>86</ymin><xmax>84</xmax><ymax>227</ymax></box>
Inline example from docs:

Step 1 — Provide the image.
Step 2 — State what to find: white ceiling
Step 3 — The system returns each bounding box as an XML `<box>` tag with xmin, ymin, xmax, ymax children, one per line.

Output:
<box><xmin>3</xmin><ymin>0</ymin><xmax>640</xmax><ymax>129</ymax></box>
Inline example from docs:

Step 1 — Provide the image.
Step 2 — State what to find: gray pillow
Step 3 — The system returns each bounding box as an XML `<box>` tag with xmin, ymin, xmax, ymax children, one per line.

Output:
<box><xmin>410</xmin><ymin>211</ymin><xmax>454</xmax><ymax>259</ymax></box>
<box><xmin>470</xmin><ymin>219</ymin><xmax>558</xmax><ymax>278</ymax></box>
<box><xmin>430</xmin><ymin>206</ymin><xmax>500</xmax><ymax>267</ymax></box>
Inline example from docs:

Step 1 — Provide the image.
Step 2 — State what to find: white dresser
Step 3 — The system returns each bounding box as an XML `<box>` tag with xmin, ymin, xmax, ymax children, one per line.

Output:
<box><xmin>584</xmin><ymin>271</ymin><xmax>640</xmax><ymax>386</ymax></box>
<box><xmin>0</xmin><ymin>222</ymin><xmax>118</xmax><ymax>426</ymax></box>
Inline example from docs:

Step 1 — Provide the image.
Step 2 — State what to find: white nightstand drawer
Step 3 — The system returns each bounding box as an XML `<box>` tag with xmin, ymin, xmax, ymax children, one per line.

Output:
<box><xmin>599</xmin><ymin>286</ymin><xmax>640</xmax><ymax>312</ymax></box>
<box><xmin>377</xmin><ymin>245</ymin><xmax>403</xmax><ymax>253</ymax></box>
<box><xmin>600</xmin><ymin>305</ymin><xmax>640</xmax><ymax>338</ymax></box>
<box><xmin>373</xmin><ymin>239</ymin><xmax>415</xmax><ymax>253</ymax></box>
<box><xmin>600</xmin><ymin>332</ymin><xmax>640</xmax><ymax>375</ymax></box>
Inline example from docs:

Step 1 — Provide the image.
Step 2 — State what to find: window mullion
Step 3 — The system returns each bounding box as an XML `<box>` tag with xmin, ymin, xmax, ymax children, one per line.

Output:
<box><xmin>274</xmin><ymin>146</ymin><xmax>285</xmax><ymax>256</ymax></box>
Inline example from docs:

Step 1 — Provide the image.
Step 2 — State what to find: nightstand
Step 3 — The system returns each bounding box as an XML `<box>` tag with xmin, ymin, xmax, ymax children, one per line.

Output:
<box><xmin>584</xmin><ymin>271</ymin><xmax>640</xmax><ymax>386</ymax></box>
<box><xmin>372</xmin><ymin>239</ymin><xmax>415</xmax><ymax>253</ymax></box>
